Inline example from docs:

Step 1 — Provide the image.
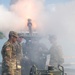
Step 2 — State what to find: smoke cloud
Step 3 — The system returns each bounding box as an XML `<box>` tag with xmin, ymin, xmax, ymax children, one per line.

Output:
<box><xmin>10</xmin><ymin>0</ymin><xmax>75</xmax><ymax>39</ymax></box>
<box><xmin>0</xmin><ymin>5</ymin><xmax>25</xmax><ymax>33</ymax></box>
<box><xmin>11</xmin><ymin>0</ymin><xmax>44</xmax><ymax>19</ymax></box>
<box><xmin>0</xmin><ymin>0</ymin><xmax>75</xmax><ymax>57</ymax></box>
<box><xmin>10</xmin><ymin>0</ymin><xmax>75</xmax><ymax>58</ymax></box>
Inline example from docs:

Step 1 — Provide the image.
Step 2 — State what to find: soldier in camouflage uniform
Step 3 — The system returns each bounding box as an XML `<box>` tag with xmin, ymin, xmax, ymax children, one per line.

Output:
<box><xmin>49</xmin><ymin>35</ymin><xmax>64</xmax><ymax>67</ymax></box>
<box><xmin>14</xmin><ymin>35</ymin><xmax>23</xmax><ymax>75</ymax></box>
<box><xmin>1</xmin><ymin>31</ymin><xmax>18</xmax><ymax>75</ymax></box>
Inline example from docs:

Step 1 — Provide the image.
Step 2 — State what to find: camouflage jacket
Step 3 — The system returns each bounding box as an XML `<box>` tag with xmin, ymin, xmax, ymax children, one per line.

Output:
<box><xmin>49</xmin><ymin>44</ymin><xmax>64</xmax><ymax>66</ymax></box>
<box><xmin>14</xmin><ymin>42</ymin><xmax>23</xmax><ymax>61</ymax></box>
<box><xmin>1</xmin><ymin>40</ymin><xmax>16</xmax><ymax>70</ymax></box>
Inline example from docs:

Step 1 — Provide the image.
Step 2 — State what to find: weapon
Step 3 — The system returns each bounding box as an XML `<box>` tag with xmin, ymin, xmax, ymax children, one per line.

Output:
<box><xmin>30</xmin><ymin>65</ymin><xmax>66</xmax><ymax>75</ymax></box>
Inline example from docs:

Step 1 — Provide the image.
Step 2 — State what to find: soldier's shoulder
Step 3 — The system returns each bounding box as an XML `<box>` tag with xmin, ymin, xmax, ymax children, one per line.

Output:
<box><xmin>3</xmin><ymin>41</ymin><xmax>12</xmax><ymax>48</ymax></box>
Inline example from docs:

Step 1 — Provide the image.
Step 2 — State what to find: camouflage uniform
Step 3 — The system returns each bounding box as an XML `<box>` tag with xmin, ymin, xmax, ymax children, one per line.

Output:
<box><xmin>49</xmin><ymin>35</ymin><xmax>64</xmax><ymax>67</ymax></box>
<box><xmin>1</xmin><ymin>31</ymin><xmax>18</xmax><ymax>75</ymax></box>
<box><xmin>14</xmin><ymin>41</ymin><xmax>23</xmax><ymax>75</ymax></box>
<box><xmin>1</xmin><ymin>41</ymin><xmax>16</xmax><ymax>75</ymax></box>
<box><xmin>50</xmin><ymin>44</ymin><xmax>64</xmax><ymax>67</ymax></box>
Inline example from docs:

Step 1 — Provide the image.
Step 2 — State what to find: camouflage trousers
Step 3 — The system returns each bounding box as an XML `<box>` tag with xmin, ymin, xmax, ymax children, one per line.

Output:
<box><xmin>2</xmin><ymin>68</ymin><xmax>21</xmax><ymax>75</ymax></box>
<box><xmin>15</xmin><ymin>69</ymin><xmax>21</xmax><ymax>75</ymax></box>
<box><xmin>2</xmin><ymin>62</ymin><xmax>16</xmax><ymax>75</ymax></box>
<box><xmin>1</xmin><ymin>69</ymin><xmax>16</xmax><ymax>75</ymax></box>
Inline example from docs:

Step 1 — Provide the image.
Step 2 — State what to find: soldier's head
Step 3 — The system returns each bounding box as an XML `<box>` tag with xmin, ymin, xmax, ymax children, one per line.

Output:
<box><xmin>49</xmin><ymin>35</ymin><xmax>57</xmax><ymax>44</ymax></box>
<box><xmin>9</xmin><ymin>31</ymin><xmax>18</xmax><ymax>43</ymax></box>
<box><xmin>17</xmin><ymin>34</ymin><xmax>23</xmax><ymax>43</ymax></box>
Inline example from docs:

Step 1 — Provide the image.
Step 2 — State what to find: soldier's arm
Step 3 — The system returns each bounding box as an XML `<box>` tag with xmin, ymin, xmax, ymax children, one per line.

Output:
<box><xmin>17</xmin><ymin>44</ymin><xmax>23</xmax><ymax>60</ymax></box>
<box><xmin>4</xmin><ymin>45</ymin><xmax>12</xmax><ymax>62</ymax></box>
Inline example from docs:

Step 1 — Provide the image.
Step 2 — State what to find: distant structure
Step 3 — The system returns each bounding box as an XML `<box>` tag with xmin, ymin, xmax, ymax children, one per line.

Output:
<box><xmin>27</xmin><ymin>19</ymin><xmax>32</xmax><ymax>35</ymax></box>
<box><xmin>10</xmin><ymin>0</ymin><xmax>18</xmax><ymax>5</ymax></box>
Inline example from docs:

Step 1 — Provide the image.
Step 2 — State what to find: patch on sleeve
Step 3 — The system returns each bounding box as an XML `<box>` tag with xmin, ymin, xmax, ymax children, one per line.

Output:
<box><xmin>6</xmin><ymin>47</ymin><xmax>11</xmax><ymax>51</ymax></box>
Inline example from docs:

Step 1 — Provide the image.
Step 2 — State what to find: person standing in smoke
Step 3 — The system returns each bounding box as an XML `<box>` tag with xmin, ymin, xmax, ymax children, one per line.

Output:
<box><xmin>1</xmin><ymin>31</ymin><xmax>18</xmax><ymax>75</ymax></box>
<box><xmin>14</xmin><ymin>34</ymin><xmax>23</xmax><ymax>75</ymax></box>
<box><xmin>49</xmin><ymin>35</ymin><xmax>64</xmax><ymax>67</ymax></box>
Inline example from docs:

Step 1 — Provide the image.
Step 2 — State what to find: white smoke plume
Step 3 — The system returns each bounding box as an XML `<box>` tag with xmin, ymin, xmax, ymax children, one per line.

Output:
<box><xmin>0</xmin><ymin>0</ymin><xmax>75</xmax><ymax>57</ymax></box>
<box><xmin>11</xmin><ymin>0</ymin><xmax>44</xmax><ymax>19</ymax></box>
<box><xmin>10</xmin><ymin>0</ymin><xmax>75</xmax><ymax>39</ymax></box>
<box><xmin>10</xmin><ymin>0</ymin><xmax>75</xmax><ymax>58</ymax></box>
<box><xmin>10</xmin><ymin>0</ymin><xmax>45</xmax><ymax>31</ymax></box>
<box><xmin>0</xmin><ymin>5</ymin><xmax>25</xmax><ymax>33</ymax></box>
